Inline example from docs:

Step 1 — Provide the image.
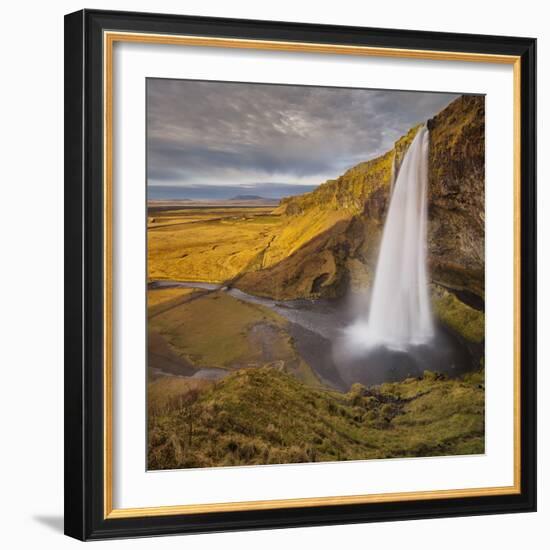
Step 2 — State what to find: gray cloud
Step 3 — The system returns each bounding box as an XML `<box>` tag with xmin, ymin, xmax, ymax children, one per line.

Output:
<box><xmin>147</xmin><ymin>79</ymin><xmax>460</xmax><ymax>189</ymax></box>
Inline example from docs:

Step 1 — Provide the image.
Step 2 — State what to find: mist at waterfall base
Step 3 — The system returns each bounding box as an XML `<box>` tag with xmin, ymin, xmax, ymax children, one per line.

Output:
<box><xmin>333</xmin><ymin>126</ymin><xmax>473</xmax><ymax>388</ymax></box>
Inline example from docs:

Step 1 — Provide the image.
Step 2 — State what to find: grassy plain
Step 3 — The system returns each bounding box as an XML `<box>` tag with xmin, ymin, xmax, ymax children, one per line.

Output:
<box><xmin>147</xmin><ymin>287</ymin><xmax>197</xmax><ymax>307</ymax></box>
<box><xmin>147</xmin><ymin>204</ymin><xmax>352</xmax><ymax>288</ymax></box>
<box><xmin>147</xmin><ymin>206</ymin><xmax>283</xmax><ymax>282</ymax></box>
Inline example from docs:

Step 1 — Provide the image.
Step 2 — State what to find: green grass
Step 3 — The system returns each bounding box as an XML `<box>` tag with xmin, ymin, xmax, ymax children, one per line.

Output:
<box><xmin>431</xmin><ymin>284</ymin><xmax>485</xmax><ymax>343</ymax></box>
<box><xmin>148</xmin><ymin>367</ymin><xmax>485</xmax><ymax>469</ymax></box>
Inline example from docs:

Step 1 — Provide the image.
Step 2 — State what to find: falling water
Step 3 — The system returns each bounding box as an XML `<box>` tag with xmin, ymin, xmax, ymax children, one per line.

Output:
<box><xmin>347</xmin><ymin>125</ymin><xmax>434</xmax><ymax>351</ymax></box>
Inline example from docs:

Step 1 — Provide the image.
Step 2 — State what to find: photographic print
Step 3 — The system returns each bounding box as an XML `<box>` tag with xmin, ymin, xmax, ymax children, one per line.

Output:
<box><xmin>65</xmin><ymin>12</ymin><xmax>536</xmax><ymax>539</ymax></box>
<box><xmin>146</xmin><ymin>79</ymin><xmax>485</xmax><ymax>471</ymax></box>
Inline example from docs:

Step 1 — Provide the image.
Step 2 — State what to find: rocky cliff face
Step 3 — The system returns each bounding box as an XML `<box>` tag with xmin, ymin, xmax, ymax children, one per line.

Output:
<box><xmin>236</xmin><ymin>95</ymin><xmax>485</xmax><ymax>340</ymax></box>
<box><xmin>427</xmin><ymin>95</ymin><xmax>485</xmax><ymax>299</ymax></box>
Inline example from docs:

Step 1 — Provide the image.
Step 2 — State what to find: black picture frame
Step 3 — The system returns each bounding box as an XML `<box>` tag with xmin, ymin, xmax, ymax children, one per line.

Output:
<box><xmin>64</xmin><ymin>8</ymin><xmax>537</xmax><ymax>541</ymax></box>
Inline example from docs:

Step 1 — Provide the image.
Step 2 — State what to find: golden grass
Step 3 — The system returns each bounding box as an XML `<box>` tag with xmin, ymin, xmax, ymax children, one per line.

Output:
<box><xmin>145</xmin><ymin>130</ymin><xmax>414</xmax><ymax>291</ymax></box>
<box><xmin>263</xmin><ymin>208</ymin><xmax>349</xmax><ymax>267</ymax></box>
<box><xmin>148</xmin><ymin>207</ymin><xmax>283</xmax><ymax>282</ymax></box>
<box><xmin>147</xmin><ymin>287</ymin><xmax>196</xmax><ymax>307</ymax></box>
<box><xmin>147</xmin><ymin>287</ymin><xmax>206</xmax><ymax>321</ymax></box>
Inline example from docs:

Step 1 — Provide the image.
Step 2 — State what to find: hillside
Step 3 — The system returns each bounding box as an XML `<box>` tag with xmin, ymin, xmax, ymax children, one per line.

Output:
<box><xmin>148</xmin><ymin>367</ymin><xmax>484</xmax><ymax>469</ymax></box>
<box><xmin>233</xmin><ymin>127</ymin><xmax>421</xmax><ymax>300</ymax></box>
<box><xmin>261</xmin><ymin>125</ymin><xmax>421</xmax><ymax>267</ymax></box>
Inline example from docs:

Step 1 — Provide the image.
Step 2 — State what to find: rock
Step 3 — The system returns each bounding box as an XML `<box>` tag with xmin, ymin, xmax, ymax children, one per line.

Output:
<box><xmin>427</xmin><ymin>95</ymin><xmax>485</xmax><ymax>299</ymax></box>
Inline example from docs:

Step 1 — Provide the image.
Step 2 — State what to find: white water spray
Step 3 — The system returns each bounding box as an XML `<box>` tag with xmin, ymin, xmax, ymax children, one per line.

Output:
<box><xmin>347</xmin><ymin>125</ymin><xmax>434</xmax><ymax>351</ymax></box>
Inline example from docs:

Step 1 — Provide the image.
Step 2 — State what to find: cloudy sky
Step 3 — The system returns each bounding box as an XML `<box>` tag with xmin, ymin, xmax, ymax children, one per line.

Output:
<box><xmin>147</xmin><ymin>79</ymin><xmax>459</xmax><ymax>199</ymax></box>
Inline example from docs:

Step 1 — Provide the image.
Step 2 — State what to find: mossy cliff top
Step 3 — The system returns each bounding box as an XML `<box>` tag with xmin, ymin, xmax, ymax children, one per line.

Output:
<box><xmin>276</xmin><ymin>124</ymin><xmax>421</xmax><ymax>217</ymax></box>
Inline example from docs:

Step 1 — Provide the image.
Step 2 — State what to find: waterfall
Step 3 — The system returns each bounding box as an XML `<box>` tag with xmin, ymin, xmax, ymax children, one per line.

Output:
<box><xmin>348</xmin><ymin>125</ymin><xmax>434</xmax><ymax>351</ymax></box>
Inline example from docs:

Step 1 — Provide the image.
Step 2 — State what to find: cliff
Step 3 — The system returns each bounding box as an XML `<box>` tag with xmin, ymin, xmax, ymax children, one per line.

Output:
<box><xmin>236</xmin><ymin>95</ymin><xmax>485</xmax><ymax>342</ymax></box>
<box><xmin>427</xmin><ymin>95</ymin><xmax>485</xmax><ymax>299</ymax></box>
<box><xmin>236</xmin><ymin>126</ymin><xmax>421</xmax><ymax>298</ymax></box>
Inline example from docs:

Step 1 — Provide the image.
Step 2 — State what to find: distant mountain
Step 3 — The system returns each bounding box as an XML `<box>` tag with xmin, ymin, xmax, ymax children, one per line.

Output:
<box><xmin>231</xmin><ymin>194</ymin><xmax>266</xmax><ymax>201</ymax></box>
<box><xmin>224</xmin><ymin>195</ymin><xmax>280</xmax><ymax>206</ymax></box>
<box><xmin>147</xmin><ymin>183</ymin><xmax>317</xmax><ymax>201</ymax></box>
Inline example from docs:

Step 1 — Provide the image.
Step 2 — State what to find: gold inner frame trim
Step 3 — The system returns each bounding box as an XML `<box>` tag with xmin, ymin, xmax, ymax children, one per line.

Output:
<box><xmin>103</xmin><ymin>30</ymin><xmax>522</xmax><ymax>520</ymax></box>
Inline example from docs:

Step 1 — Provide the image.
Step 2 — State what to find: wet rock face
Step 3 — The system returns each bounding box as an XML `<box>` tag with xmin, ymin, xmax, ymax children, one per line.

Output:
<box><xmin>342</xmin><ymin>96</ymin><xmax>485</xmax><ymax>303</ymax></box>
<box><xmin>348</xmin><ymin>95</ymin><xmax>486</xmax><ymax>302</ymax></box>
<box><xmin>427</xmin><ymin>95</ymin><xmax>485</xmax><ymax>299</ymax></box>
<box><xmin>362</xmin><ymin>186</ymin><xmax>388</xmax><ymax>221</ymax></box>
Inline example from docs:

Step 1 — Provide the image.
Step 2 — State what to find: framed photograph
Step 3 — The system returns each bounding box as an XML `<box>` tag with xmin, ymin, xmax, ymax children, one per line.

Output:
<box><xmin>64</xmin><ymin>9</ymin><xmax>536</xmax><ymax>540</ymax></box>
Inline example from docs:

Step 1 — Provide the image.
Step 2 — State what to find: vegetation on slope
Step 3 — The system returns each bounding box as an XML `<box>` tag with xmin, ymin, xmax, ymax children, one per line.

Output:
<box><xmin>275</xmin><ymin>125</ymin><xmax>420</xmax><ymax>217</ymax></box>
<box><xmin>148</xmin><ymin>367</ymin><xmax>484</xmax><ymax>469</ymax></box>
<box><xmin>431</xmin><ymin>285</ymin><xmax>485</xmax><ymax>344</ymax></box>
